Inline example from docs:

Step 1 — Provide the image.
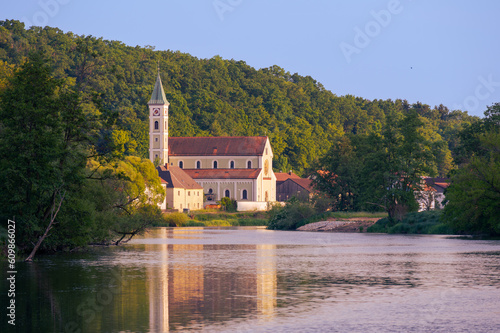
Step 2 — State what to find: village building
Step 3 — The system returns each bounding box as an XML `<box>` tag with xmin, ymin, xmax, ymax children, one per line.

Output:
<box><xmin>148</xmin><ymin>72</ymin><xmax>276</xmax><ymax>211</ymax></box>
<box><xmin>416</xmin><ymin>177</ymin><xmax>450</xmax><ymax>211</ymax></box>
<box><xmin>275</xmin><ymin>171</ymin><xmax>315</xmax><ymax>201</ymax></box>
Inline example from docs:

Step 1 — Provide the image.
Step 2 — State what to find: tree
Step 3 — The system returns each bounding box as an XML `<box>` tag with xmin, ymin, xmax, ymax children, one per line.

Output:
<box><xmin>313</xmin><ymin>110</ymin><xmax>436</xmax><ymax>221</ymax></box>
<box><xmin>86</xmin><ymin>156</ymin><xmax>165</xmax><ymax>245</ymax></box>
<box><xmin>443</xmin><ymin>105</ymin><xmax>500</xmax><ymax>236</ymax></box>
<box><xmin>0</xmin><ymin>52</ymin><xmax>89</xmax><ymax>259</ymax></box>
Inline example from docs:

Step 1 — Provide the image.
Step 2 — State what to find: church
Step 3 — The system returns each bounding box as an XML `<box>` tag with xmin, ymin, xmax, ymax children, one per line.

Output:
<box><xmin>148</xmin><ymin>72</ymin><xmax>276</xmax><ymax>211</ymax></box>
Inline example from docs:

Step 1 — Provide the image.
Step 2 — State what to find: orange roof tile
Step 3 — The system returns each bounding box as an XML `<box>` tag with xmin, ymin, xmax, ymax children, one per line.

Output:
<box><xmin>183</xmin><ymin>168</ymin><xmax>262</xmax><ymax>180</ymax></box>
<box><xmin>157</xmin><ymin>166</ymin><xmax>203</xmax><ymax>189</ymax></box>
<box><xmin>169</xmin><ymin>136</ymin><xmax>268</xmax><ymax>156</ymax></box>
<box><xmin>287</xmin><ymin>178</ymin><xmax>316</xmax><ymax>193</ymax></box>
<box><xmin>275</xmin><ymin>171</ymin><xmax>301</xmax><ymax>182</ymax></box>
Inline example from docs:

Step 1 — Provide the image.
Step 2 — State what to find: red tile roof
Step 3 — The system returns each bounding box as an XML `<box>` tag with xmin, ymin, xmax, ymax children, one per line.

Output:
<box><xmin>183</xmin><ymin>168</ymin><xmax>262</xmax><ymax>180</ymax></box>
<box><xmin>169</xmin><ymin>136</ymin><xmax>268</xmax><ymax>156</ymax></box>
<box><xmin>424</xmin><ymin>178</ymin><xmax>451</xmax><ymax>192</ymax></box>
<box><xmin>287</xmin><ymin>178</ymin><xmax>315</xmax><ymax>193</ymax></box>
<box><xmin>275</xmin><ymin>171</ymin><xmax>301</xmax><ymax>182</ymax></box>
<box><xmin>157</xmin><ymin>166</ymin><xmax>203</xmax><ymax>189</ymax></box>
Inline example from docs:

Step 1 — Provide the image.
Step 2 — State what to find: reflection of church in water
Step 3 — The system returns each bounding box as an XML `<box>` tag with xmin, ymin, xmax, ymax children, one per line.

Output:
<box><xmin>145</xmin><ymin>229</ymin><xmax>277</xmax><ymax>331</ymax></box>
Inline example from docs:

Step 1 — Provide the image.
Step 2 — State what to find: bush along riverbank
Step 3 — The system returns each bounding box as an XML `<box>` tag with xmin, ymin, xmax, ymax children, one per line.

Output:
<box><xmin>152</xmin><ymin>211</ymin><xmax>269</xmax><ymax>227</ymax></box>
<box><xmin>267</xmin><ymin>197</ymin><xmax>387</xmax><ymax>231</ymax></box>
<box><xmin>367</xmin><ymin>210</ymin><xmax>456</xmax><ymax>234</ymax></box>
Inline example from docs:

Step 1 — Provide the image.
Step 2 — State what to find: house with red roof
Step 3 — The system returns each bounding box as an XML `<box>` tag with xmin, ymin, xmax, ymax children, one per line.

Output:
<box><xmin>275</xmin><ymin>171</ymin><xmax>316</xmax><ymax>201</ymax></box>
<box><xmin>148</xmin><ymin>72</ymin><xmax>276</xmax><ymax>211</ymax></box>
<box><xmin>416</xmin><ymin>177</ymin><xmax>451</xmax><ymax>211</ymax></box>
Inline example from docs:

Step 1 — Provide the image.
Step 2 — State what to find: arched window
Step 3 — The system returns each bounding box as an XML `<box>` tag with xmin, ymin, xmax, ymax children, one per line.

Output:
<box><xmin>154</xmin><ymin>121</ymin><xmax>159</xmax><ymax>130</ymax></box>
<box><xmin>208</xmin><ymin>188</ymin><xmax>213</xmax><ymax>194</ymax></box>
<box><xmin>179</xmin><ymin>161</ymin><xmax>183</xmax><ymax>169</ymax></box>
<box><xmin>247</xmin><ymin>161</ymin><xmax>252</xmax><ymax>169</ymax></box>
<box><xmin>213</xmin><ymin>161</ymin><xmax>218</xmax><ymax>169</ymax></box>
<box><xmin>230</xmin><ymin>161</ymin><xmax>235</xmax><ymax>169</ymax></box>
<box><xmin>225</xmin><ymin>189</ymin><xmax>230</xmax><ymax>198</ymax></box>
<box><xmin>196</xmin><ymin>161</ymin><xmax>201</xmax><ymax>169</ymax></box>
<box><xmin>242</xmin><ymin>189</ymin><xmax>248</xmax><ymax>200</ymax></box>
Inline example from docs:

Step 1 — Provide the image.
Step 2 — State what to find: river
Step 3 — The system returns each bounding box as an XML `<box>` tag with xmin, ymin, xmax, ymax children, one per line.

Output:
<box><xmin>2</xmin><ymin>227</ymin><xmax>500</xmax><ymax>332</ymax></box>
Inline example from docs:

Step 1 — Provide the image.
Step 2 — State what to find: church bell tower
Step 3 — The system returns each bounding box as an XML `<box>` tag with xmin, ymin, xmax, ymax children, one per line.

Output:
<box><xmin>148</xmin><ymin>72</ymin><xmax>169</xmax><ymax>165</ymax></box>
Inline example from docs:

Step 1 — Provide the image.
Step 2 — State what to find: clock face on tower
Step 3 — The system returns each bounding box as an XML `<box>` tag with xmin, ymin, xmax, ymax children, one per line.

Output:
<box><xmin>153</xmin><ymin>108</ymin><xmax>160</xmax><ymax>116</ymax></box>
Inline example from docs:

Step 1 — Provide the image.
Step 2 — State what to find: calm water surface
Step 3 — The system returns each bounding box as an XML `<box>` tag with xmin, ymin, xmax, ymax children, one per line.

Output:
<box><xmin>2</xmin><ymin>227</ymin><xmax>500</xmax><ymax>332</ymax></box>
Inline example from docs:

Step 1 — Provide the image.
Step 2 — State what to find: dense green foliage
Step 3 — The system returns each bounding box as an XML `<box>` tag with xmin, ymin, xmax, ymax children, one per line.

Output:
<box><xmin>0</xmin><ymin>52</ymin><xmax>165</xmax><ymax>257</ymax></box>
<box><xmin>0</xmin><ymin>20</ymin><xmax>476</xmax><ymax>175</ymax></box>
<box><xmin>313</xmin><ymin>110</ymin><xmax>440</xmax><ymax>220</ymax></box>
<box><xmin>0</xmin><ymin>52</ymin><xmax>90</xmax><ymax>254</ymax></box>
<box><xmin>367</xmin><ymin>211</ymin><xmax>454</xmax><ymax>234</ymax></box>
<box><xmin>267</xmin><ymin>198</ymin><xmax>317</xmax><ymax>230</ymax></box>
<box><xmin>442</xmin><ymin>104</ymin><xmax>500</xmax><ymax>236</ymax></box>
<box><xmin>155</xmin><ymin>211</ymin><xmax>268</xmax><ymax>227</ymax></box>
<box><xmin>0</xmin><ymin>20</ymin><xmax>495</xmax><ymax>242</ymax></box>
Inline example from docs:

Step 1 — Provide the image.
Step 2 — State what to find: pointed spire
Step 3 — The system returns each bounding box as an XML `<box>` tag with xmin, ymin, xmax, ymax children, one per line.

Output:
<box><xmin>148</xmin><ymin>70</ymin><xmax>169</xmax><ymax>105</ymax></box>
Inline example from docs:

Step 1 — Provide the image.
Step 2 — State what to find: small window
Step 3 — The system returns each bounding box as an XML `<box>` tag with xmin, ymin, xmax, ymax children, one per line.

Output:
<box><xmin>196</xmin><ymin>161</ymin><xmax>201</xmax><ymax>169</ymax></box>
<box><xmin>208</xmin><ymin>188</ymin><xmax>213</xmax><ymax>194</ymax></box>
<box><xmin>154</xmin><ymin>121</ymin><xmax>159</xmax><ymax>130</ymax></box>
<box><xmin>188</xmin><ymin>191</ymin><xmax>190</xmax><ymax>196</ymax></box>
<box><xmin>178</xmin><ymin>191</ymin><xmax>180</xmax><ymax>196</ymax></box>
<box><xmin>213</xmin><ymin>161</ymin><xmax>218</xmax><ymax>169</ymax></box>
<box><xmin>225</xmin><ymin>189</ymin><xmax>230</xmax><ymax>198</ymax></box>
<box><xmin>242</xmin><ymin>189</ymin><xmax>248</xmax><ymax>200</ymax></box>
<box><xmin>155</xmin><ymin>138</ymin><xmax>158</xmax><ymax>142</ymax></box>
<box><xmin>165</xmin><ymin>121</ymin><xmax>167</xmax><ymax>130</ymax></box>
<box><xmin>197</xmin><ymin>191</ymin><xmax>200</xmax><ymax>196</ymax></box>
<box><xmin>247</xmin><ymin>161</ymin><xmax>252</xmax><ymax>169</ymax></box>
<box><xmin>179</xmin><ymin>161</ymin><xmax>183</xmax><ymax>169</ymax></box>
<box><xmin>230</xmin><ymin>161</ymin><xmax>235</xmax><ymax>169</ymax></box>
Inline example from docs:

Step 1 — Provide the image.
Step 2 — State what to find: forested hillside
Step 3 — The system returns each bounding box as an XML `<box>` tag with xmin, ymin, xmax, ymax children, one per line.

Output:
<box><xmin>0</xmin><ymin>20</ymin><xmax>478</xmax><ymax>175</ymax></box>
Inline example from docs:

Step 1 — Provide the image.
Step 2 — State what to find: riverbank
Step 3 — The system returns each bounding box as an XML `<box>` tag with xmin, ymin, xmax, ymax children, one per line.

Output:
<box><xmin>297</xmin><ymin>218</ymin><xmax>379</xmax><ymax>232</ymax></box>
<box><xmin>155</xmin><ymin>210</ymin><xmax>269</xmax><ymax>227</ymax></box>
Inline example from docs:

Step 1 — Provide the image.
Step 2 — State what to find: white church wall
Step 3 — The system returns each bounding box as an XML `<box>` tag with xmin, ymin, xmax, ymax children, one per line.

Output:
<box><xmin>237</xmin><ymin>201</ymin><xmax>271</xmax><ymax>212</ymax></box>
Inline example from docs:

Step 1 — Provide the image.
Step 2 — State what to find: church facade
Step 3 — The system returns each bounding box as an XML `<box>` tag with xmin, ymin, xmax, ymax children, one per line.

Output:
<box><xmin>148</xmin><ymin>73</ymin><xmax>276</xmax><ymax>211</ymax></box>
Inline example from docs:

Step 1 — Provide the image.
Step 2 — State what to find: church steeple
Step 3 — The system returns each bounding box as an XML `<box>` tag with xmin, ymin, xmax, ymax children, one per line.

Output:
<box><xmin>148</xmin><ymin>70</ymin><xmax>169</xmax><ymax>166</ymax></box>
<box><xmin>148</xmin><ymin>72</ymin><xmax>169</xmax><ymax>106</ymax></box>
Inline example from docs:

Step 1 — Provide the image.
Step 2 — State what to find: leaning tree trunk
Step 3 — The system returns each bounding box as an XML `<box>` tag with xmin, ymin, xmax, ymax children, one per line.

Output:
<box><xmin>25</xmin><ymin>191</ymin><xmax>65</xmax><ymax>262</ymax></box>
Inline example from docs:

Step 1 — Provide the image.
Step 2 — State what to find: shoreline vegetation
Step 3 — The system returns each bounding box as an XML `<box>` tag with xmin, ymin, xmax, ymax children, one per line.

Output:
<box><xmin>0</xmin><ymin>21</ymin><xmax>497</xmax><ymax>259</ymax></box>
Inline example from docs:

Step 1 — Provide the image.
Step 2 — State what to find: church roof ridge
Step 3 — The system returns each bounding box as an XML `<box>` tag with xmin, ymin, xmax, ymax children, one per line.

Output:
<box><xmin>170</xmin><ymin>136</ymin><xmax>268</xmax><ymax>139</ymax></box>
<box><xmin>148</xmin><ymin>72</ymin><xmax>169</xmax><ymax>105</ymax></box>
<box><xmin>169</xmin><ymin>136</ymin><xmax>269</xmax><ymax>156</ymax></box>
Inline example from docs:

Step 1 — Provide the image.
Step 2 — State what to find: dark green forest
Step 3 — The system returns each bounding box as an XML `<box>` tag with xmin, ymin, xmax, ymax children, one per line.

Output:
<box><xmin>0</xmin><ymin>19</ymin><xmax>497</xmax><ymax>257</ymax></box>
<box><xmin>0</xmin><ymin>20</ymin><xmax>478</xmax><ymax>175</ymax></box>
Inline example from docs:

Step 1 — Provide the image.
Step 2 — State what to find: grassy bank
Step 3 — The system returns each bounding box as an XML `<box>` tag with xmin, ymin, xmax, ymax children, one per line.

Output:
<box><xmin>153</xmin><ymin>210</ymin><xmax>269</xmax><ymax>227</ymax></box>
<box><xmin>367</xmin><ymin>210</ymin><xmax>456</xmax><ymax>234</ymax></box>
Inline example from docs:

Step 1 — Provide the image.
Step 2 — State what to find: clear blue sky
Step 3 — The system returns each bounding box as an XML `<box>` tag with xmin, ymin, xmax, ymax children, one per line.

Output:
<box><xmin>3</xmin><ymin>0</ymin><xmax>500</xmax><ymax>117</ymax></box>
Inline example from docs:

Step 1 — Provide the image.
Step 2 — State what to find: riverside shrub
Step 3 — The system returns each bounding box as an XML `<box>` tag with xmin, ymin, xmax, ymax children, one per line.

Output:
<box><xmin>267</xmin><ymin>198</ymin><xmax>316</xmax><ymax>230</ymax></box>
<box><xmin>163</xmin><ymin>212</ymin><xmax>189</xmax><ymax>226</ymax></box>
